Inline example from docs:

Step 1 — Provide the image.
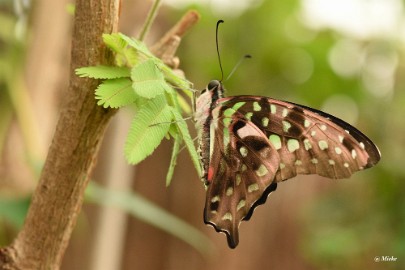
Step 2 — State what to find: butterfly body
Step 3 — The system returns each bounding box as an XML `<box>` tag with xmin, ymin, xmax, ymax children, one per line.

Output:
<box><xmin>195</xmin><ymin>80</ymin><xmax>380</xmax><ymax>248</ymax></box>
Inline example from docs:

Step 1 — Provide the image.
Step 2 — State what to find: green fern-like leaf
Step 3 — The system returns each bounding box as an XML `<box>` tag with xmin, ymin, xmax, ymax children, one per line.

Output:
<box><xmin>159</xmin><ymin>65</ymin><xmax>192</xmax><ymax>93</ymax></box>
<box><xmin>125</xmin><ymin>95</ymin><xmax>172</xmax><ymax>164</ymax></box>
<box><xmin>119</xmin><ymin>33</ymin><xmax>152</xmax><ymax>58</ymax></box>
<box><xmin>76</xmin><ymin>32</ymin><xmax>199</xmax><ymax>180</ymax></box>
<box><xmin>122</xmin><ymin>48</ymin><xmax>139</xmax><ymax>67</ymax></box>
<box><xmin>76</xmin><ymin>65</ymin><xmax>130</xmax><ymax>79</ymax></box>
<box><xmin>177</xmin><ymin>93</ymin><xmax>192</xmax><ymax>115</ymax></box>
<box><xmin>171</xmin><ymin>108</ymin><xmax>202</xmax><ymax>178</ymax></box>
<box><xmin>103</xmin><ymin>33</ymin><xmax>138</xmax><ymax>66</ymax></box>
<box><xmin>117</xmin><ymin>33</ymin><xmax>192</xmax><ymax>92</ymax></box>
<box><xmin>102</xmin><ymin>33</ymin><xmax>127</xmax><ymax>54</ymax></box>
<box><xmin>131</xmin><ymin>59</ymin><xmax>171</xmax><ymax>99</ymax></box>
<box><xmin>166</xmin><ymin>128</ymin><xmax>181</xmax><ymax>186</ymax></box>
<box><xmin>95</xmin><ymin>78</ymin><xmax>136</xmax><ymax>108</ymax></box>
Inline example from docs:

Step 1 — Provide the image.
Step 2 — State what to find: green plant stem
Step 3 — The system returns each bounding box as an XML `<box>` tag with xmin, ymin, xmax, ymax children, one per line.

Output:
<box><xmin>0</xmin><ymin>91</ymin><xmax>12</xmax><ymax>157</ymax></box>
<box><xmin>138</xmin><ymin>0</ymin><xmax>162</xmax><ymax>41</ymax></box>
<box><xmin>6</xmin><ymin>69</ymin><xmax>45</xmax><ymax>173</ymax></box>
<box><xmin>86</xmin><ymin>182</ymin><xmax>215</xmax><ymax>257</ymax></box>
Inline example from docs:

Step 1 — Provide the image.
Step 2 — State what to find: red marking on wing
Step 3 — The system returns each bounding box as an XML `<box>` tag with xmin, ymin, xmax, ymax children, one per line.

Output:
<box><xmin>207</xmin><ymin>166</ymin><xmax>214</xmax><ymax>182</ymax></box>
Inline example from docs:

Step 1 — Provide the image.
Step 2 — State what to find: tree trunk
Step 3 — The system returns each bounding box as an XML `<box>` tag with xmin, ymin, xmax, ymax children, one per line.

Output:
<box><xmin>0</xmin><ymin>0</ymin><xmax>120</xmax><ymax>268</ymax></box>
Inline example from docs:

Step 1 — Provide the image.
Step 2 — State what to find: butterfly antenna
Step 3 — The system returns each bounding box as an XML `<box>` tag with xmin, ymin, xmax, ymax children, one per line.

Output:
<box><xmin>216</xmin><ymin>20</ymin><xmax>225</xmax><ymax>82</ymax></box>
<box><xmin>225</xmin><ymin>54</ymin><xmax>252</xmax><ymax>81</ymax></box>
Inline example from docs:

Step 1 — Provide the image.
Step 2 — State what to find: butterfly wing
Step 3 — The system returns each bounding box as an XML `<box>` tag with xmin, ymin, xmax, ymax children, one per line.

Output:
<box><xmin>204</xmin><ymin>110</ymin><xmax>280</xmax><ymax>248</ymax></box>
<box><xmin>204</xmin><ymin>95</ymin><xmax>380</xmax><ymax>248</ymax></box>
<box><xmin>238</xmin><ymin>96</ymin><xmax>380</xmax><ymax>181</ymax></box>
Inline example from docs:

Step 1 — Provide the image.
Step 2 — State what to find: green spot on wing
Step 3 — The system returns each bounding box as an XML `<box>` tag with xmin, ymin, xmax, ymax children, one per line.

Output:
<box><xmin>262</xmin><ymin>117</ymin><xmax>269</xmax><ymax>127</ymax></box>
<box><xmin>248</xmin><ymin>183</ymin><xmax>259</xmax><ymax>192</ymax></box>
<box><xmin>270</xmin><ymin>104</ymin><xmax>276</xmax><ymax>114</ymax></box>
<box><xmin>223</xmin><ymin>108</ymin><xmax>234</xmax><ymax>118</ymax></box>
<box><xmin>282</xmin><ymin>120</ymin><xmax>291</xmax><ymax>132</ymax></box>
<box><xmin>269</xmin><ymin>134</ymin><xmax>282</xmax><ymax>150</ymax></box>
<box><xmin>239</xmin><ymin>146</ymin><xmax>248</xmax><ymax>157</ymax></box>
<box><xmin>237</xmin><ymin>200</ymin><xmax>246</xmax><ymax>211</ymax></box>
<box><xmin>253</xmin><ymin>102</ymin><xmax>261</xmax><ymax>111</ymax></box>
<box><xmin>223</xmin><ymin>118</ymin><xmax>231</xmax><ymax>127</ymax></box>
<box><xmin>318</xmin><ymin>140</ymin><xmax>329</xmax><ymax>150</ymax></box>
<box><xmin>232</xmin><ymin>101</ymin><xmax>246</xmax><ymax>111</ymax></box>
<box><xmin>287</xmin><ymin>139</ymin><xmax>300</xmax><ymax>152</ymax></box>
<box><xmin>222</xmin><ymin>212</ymin><xmax>232</xmax><ymax>221</ymax></box>
<box><xmin>304</xmin><ymin>139</ymin><xmax>312</xmax><ymax>150</ymax></box>
<box><xmin>255</xmin><ymin>164</ymin><xmax>269</xmax><ymax>177</ymax></box>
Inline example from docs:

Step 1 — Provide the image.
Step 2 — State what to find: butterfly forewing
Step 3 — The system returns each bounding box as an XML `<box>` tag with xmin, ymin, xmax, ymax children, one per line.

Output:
<box><xmin>217</xmin><ymin>96</ymin><xmax>380</xmax><ymax>180</ymax></box>
<box><xmin>201</xmin><ymin>93</ymin><xmax>380</xmax><ymax>248</ymax></box>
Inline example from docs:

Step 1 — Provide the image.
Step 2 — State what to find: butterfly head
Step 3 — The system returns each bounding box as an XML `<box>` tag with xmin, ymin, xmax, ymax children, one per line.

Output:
<box><xmin>194</xmin><ymin>80</ymin><xmax>226</xmax><ymax>128</ymax></box>
<box><xmin>200</xmin><ymin>80</ymin><xmax>225</xmax><ymax>106</ymax></box>
<box><xmin>202</xmin><ymin>80</ymin><xmax>225</xmax><ymax>98</ymax></box>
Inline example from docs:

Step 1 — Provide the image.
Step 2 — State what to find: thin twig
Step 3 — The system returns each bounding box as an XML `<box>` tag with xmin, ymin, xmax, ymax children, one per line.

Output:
<box><xmin>138</xmin><ymin>0</ymin><xmax>162</xmax><ymax>41</ymax></box>
<box><xmin>150</xmin><ymin>10</ymin><xmax>200</xmax><ymax>70</ymax></box>
<box><xmin>151</xmin><ymin>10</ymin><xmax>200</xmax><ymax>60</ymax></box>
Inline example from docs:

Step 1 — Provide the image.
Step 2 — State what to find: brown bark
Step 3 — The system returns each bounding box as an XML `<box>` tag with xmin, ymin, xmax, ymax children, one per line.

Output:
<box><xmin>0</xmin><ymin>0</ymin><xmax>120</xmax><ymax>269</ymax></box>
<box><xmin>0</xmin><ymin>2</ymin><xmax>200</xmax><ymax>268</ymax></box>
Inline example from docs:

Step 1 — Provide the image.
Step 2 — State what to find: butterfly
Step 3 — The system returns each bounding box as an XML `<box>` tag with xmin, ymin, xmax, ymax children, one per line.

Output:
<box><xmin>194</xmin><ymin>79</ymin><xmax>381</xmax><ymax>248</ymax></box>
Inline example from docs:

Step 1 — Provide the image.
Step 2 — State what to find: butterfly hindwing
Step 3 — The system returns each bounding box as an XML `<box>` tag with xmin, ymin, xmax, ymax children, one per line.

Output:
<box><xmin>204</xmin><ymin>106</ymin><xmax>280</xmax><ymax>248</ymax></box>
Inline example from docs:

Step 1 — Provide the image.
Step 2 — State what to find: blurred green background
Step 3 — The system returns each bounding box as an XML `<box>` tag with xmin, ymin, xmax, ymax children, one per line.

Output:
<box><xmin>175</xmin><ymin>1</ymin><xmax>404</xmax><ymax>267</ymax></box>
<box><xmin>0</xmin><ymin>0</ymin><xmax>403</xmax><ymax>269</ymax></box>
